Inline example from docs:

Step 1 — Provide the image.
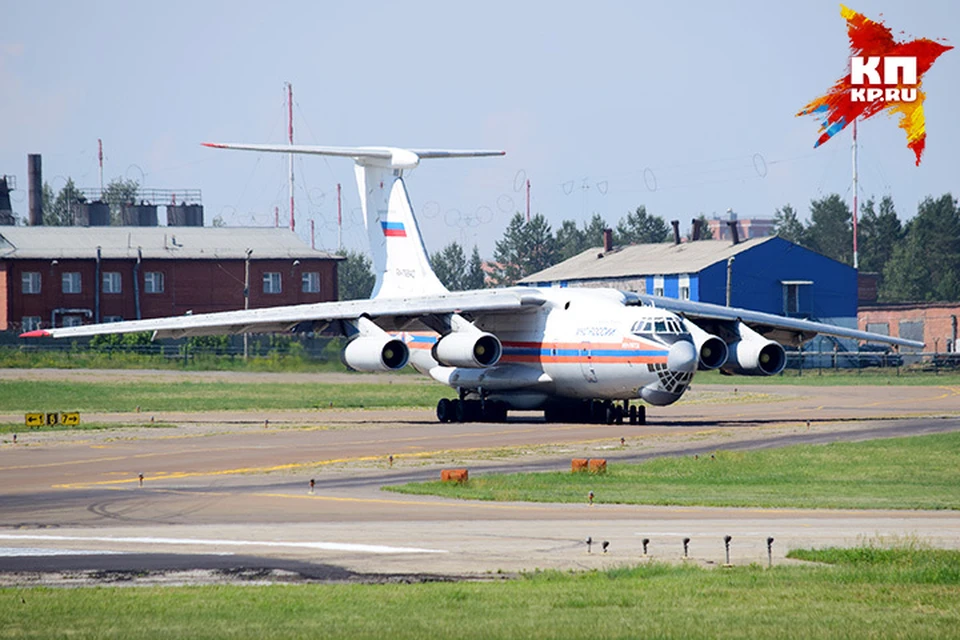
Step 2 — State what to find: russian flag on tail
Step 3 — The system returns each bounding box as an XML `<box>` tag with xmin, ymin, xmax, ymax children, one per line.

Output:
<box><xmin>381</xmin><ymin>221</ymin><xmax>407</xmax><ymax>237</ymax></box>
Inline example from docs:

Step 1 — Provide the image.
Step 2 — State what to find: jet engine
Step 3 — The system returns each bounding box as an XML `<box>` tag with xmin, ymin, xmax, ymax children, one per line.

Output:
<box><xmin>432</xmin><ymin>331</ymin><xmax>502</xmax><ymax>368</ymax></box>
<box><xmin>342</xmin><ymin>335</ymin><xmax>409</xmax><ymax>372</ymax></box>
<box><xmin>682</xmin><ymin>319</ymin><xmax>729</xmax><ymax>370</ymax></box>
<box><xmin>723</xmin><ymin>322</ymin><xmax>787</xmax><ymax>376</ymax></box>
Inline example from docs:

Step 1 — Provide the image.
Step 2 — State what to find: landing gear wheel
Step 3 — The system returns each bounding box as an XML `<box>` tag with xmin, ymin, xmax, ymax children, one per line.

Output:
<box><xmin>636</xmin><ymin>405</ymin><xmax>646</xmax><ymax>425</ymax></box>
<box><xmin>437</xmin><ymin>398</ymin><xmax>453</xmax><ymax>423</ymax></box>
<box><xmin>455</xmin><ymin>400</ymin><xmax>466</xmax><ymax>423</ymax></box>
<box><xmin>604</xmin><ymin>403</ymin><xmax>615</xmax><ymax>425</ymax></box>
<box><xmin>628</xmin><ymin>405</ymin><xmax>638</xmax><ymax>425</ymax></box>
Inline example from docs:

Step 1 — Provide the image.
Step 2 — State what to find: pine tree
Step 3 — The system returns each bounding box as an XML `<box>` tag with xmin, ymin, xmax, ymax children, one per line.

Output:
<box><xmin>615</xmin><ymin>206</ymin><xmax>669</xmax><ymax>244</ymax></box>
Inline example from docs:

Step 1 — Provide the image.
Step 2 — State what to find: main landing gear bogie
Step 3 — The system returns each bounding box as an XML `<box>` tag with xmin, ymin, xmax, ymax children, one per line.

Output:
<box><xmin>436</xmin><ymin>397</ymin><xmax>508</xmax><ymax>423</ymax></box>
<box><xmin>437</xmin><ymin>397</ymin><xmax>646</xmax><ymax>425</ymax></box>
<box><xmin>543</xmin><ymin>400</ymin><xmax>645</xmax><ymax>425</ymax></box>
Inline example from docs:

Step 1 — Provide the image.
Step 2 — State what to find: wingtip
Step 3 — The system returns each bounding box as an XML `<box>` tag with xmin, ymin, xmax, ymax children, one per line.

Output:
<box><xmin>201</xmin><ymin>142</ymin><xmax>225</xmax><ymax>148</ymax></box>
<box><xmin>19</xmin><ymin>330</ymin><xmax>51</xmax><ymax>338</ymax></box>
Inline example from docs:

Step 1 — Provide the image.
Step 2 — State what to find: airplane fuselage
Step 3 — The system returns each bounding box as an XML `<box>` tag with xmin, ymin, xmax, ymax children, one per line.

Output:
<box><xmin>404</xmin><ymin>288</ymin><xmax>697</xmax><ymax>410</ymax></box>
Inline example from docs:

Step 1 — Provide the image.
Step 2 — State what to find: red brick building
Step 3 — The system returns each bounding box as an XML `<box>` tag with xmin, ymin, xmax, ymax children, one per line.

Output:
<box><xmin>858</xmin><ymin>302</ymin><xmax>960</xmax><ymax>353</ymax></box>
<box><xmin>0</xmin><ymin>227</ymin><xmax>341</xmax><ymax>333</ymax></box>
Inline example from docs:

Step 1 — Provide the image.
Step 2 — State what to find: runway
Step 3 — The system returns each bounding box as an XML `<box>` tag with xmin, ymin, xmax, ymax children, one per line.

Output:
<box><xmin>2</xmin><ymin>375</ymin><xmax>959</xmax><ymax>584</ymax></box>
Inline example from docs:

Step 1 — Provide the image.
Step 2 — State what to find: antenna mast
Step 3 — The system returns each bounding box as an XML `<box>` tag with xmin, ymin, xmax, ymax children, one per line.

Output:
<box><xmin>98</xmin><ymin>139</ymin><xmax>104</xmax><ymax>198</ymax></box>
<box><xmin>337</xmin><ymin>182</ymin><xmax>342</xmax><ymax>250</ymax></box>
<box><xmin>852</xmin><ymin>119</ymin><xmax>859</xmax><ymax>270</ymax></box>
<box><xmin>526</xmin><ymin>179</ymin><xmax>531</xmax><ymax>223</ymax></box>
<box><xmin>286</xmin><ymin>82</ymin><xmax>294</xmax><ymax>232</ymax></box>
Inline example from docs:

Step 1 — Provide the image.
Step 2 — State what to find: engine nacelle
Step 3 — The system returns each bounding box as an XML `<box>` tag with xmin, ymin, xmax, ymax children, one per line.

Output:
<box><xmin>723</xmin><ymin>322</ymin><xmax>787</xmax><ymax>376</ymax></box>
<box><xmin>682</xmin><ymin>319</ymin><xmax>729</xmax><ymax>370</ymax></box>
<box><xmin>432</xmin><ymin>332</ymin><xmax>502</xmax><ymax>368</ymax></box>
<box><xmin>342</xmin><ymin>335</ymin><xmax>409</xmax><ymax>372</ymax></box>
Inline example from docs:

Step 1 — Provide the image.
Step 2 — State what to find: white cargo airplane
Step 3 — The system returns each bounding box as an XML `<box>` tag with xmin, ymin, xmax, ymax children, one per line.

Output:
<box><xmin>22</xmin><ymin>143</ymin><xmax>923</xmax><ymax>424</ymax></box>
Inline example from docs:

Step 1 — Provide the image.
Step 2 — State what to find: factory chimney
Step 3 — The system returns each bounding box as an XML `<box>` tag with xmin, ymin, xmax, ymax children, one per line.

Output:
<box><xmin>726</xmin><ymin>220</ymin><xmax>740</xmax><ymax>245</ymax></box>
<box><xmin>28</xmin><ymin>154</ymin><xmax>42</xmax><ymax>226</ymax></box>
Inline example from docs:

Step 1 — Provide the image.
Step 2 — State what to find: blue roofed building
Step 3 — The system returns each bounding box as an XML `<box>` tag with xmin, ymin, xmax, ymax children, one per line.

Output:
<box><xmin>518</xmin><ymin>235</ymin><xmax>857</xmax><ymax>331</ymax></box>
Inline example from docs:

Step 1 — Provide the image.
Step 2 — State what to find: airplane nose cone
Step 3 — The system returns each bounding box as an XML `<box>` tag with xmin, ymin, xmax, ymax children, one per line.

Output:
<box><xmin>667</xmin><ymin>340</ymin><xmax>697</xmax><ymax>373</ymax></box>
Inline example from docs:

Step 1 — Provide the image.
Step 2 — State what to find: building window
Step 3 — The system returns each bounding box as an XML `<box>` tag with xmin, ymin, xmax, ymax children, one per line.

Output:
<box><xmin>104</xmin><ymin>315</ymin><xmax>124</xmax><ymax>323</ymax></box>
<box><xmin>144</xmin><ymin>271</ymin><xmax>164</xmax><ymax>294</ymax></box>
<box><xmin>22</xmin><ymin>316</ymin><xmax>42</xmax><ymax>332</ymax></box>
<box><xmin>302</xmin><ymin>272</ymin><xmax>320</xmax><ymax>293</ymax></box>
<box><xmin>263</xmin><ymin>272</ymin><xmax>282</xmax><ymax>294</ymax></box>
<box><xmin>62</xmin><ymin>272</ymin><xmax>82</xmax><ymax>294</ymax></box>
<box><xmin>781</xmin><ymin>280</ymin><xmax>812</xmax><ymax>317</ymax></box>
<box><xmin>103</xmin><ymin>272</ymin><xmax>122</xmax><ymax>294</ymax></box>
<box><xmin>679</xmin><ymin>286</ymin><xmax>690</xmax><ymax>300</ymax></box>
<box><xmin>652</xmin><ymin>275</ymin><xmax>664</xmax><ymax>297</ymax></box>
<box><xmin>62</xmin><ymin>316</ymin><xmax>83</xmax><ymax>327</ymax></box>
<box><xmin>22</xmin><ymin>272</ymin><xmax>42</xmax><ymax>294</ymax></box>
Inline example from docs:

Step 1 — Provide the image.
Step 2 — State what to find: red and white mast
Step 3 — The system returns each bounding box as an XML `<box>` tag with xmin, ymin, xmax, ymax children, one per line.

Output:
<box><xmin>286</xmin><ymin>82</ymin><xmax>295</xmax><ymax>232</ymax></box>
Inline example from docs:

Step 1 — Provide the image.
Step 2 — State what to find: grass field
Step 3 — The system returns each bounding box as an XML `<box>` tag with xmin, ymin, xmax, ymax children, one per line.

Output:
<box><xmin>693</xmin><ymin>367</ymin><xmax>960</xmax><ymax>386</ymax></box>
<box><xmin>0</xmin><ymin>380</ymin><xmax>447</xmax><ymax>413</ymax></box>
<box><xmin>389</xmin><ymin>431</ymin><xmax>960</xmax><ymax>510</ymax></box>
<box><xmin>1</xmin><ymin>546</ymin><xmax>956</xmax><ymax>639</ymax></box>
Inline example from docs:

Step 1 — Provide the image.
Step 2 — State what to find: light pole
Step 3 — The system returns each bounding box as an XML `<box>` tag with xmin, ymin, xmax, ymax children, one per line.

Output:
<box><xmin>243</xmin><ymin>248</ymin><xmax>252</xmax><ymax>360</ymax></box>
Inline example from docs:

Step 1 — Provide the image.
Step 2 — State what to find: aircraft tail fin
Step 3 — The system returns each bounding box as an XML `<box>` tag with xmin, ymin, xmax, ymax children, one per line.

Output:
<box><xmin>203</xmin><ymin>143</ymin><xmax>504</xmax><ymax>299</ymax></box>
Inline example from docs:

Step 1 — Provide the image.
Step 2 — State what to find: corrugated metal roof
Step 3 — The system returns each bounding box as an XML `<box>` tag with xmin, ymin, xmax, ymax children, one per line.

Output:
<box><xmin>0</xmin><ymin>227</ymin><xmax>341</xmax><ymax>260</ymax></box>
<box><xmin>519</xmin><ymin>237</ymin><xmax>775</xmax><ymax>283</ymax></box>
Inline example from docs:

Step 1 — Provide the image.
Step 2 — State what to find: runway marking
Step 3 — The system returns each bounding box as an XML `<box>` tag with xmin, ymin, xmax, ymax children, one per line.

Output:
<box><xmin>0</xmin><ymin>547</ymin><xmax>129</xmax><ymax>557</ymax></box>
<box><xmin>0</xmin><ymin>534</ymin><xmax>447</xmax><ymax>555</ymax></box>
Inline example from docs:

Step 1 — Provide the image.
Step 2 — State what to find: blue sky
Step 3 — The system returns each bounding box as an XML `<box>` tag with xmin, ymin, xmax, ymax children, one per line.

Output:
<box><xmin>2</xmin><ymin>1</ymin><xmax>956</xmax><ymax>257</ymax></box>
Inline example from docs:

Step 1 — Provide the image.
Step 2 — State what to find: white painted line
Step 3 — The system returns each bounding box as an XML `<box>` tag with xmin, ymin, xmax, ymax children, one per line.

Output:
<box><xmin>0</xmin><ymin>534</ymin><xmax>447</xmax><ymax>555</ymax></box>
<box><xmin>0</xmin><ymin>547</ymin><xmax>128</xmax><ymax>557</ymax></box>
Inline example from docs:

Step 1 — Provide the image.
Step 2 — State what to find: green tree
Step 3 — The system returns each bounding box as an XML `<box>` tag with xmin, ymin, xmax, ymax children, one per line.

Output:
<box><xmin>42</xmin><ymin>178</ymin><xmax>87</xmax><ymax>226</ymax></box>
<box><xmin>773</xmin><ymin>204</ymin><xmax>805</xmax><ymax>245</ymax></box>
<box><xmin>556</xmin><ymin>214</ymin><xmax>610</xmax><ymax>260</ymax></box>
<box><xmin>806</xmin><ymin>194</ymin><xmax>852</xmax><ymax>264</ymax></box>
<box><xmin>492</xmin><ymin>213</ymin><xmax>557</xmax><ymax>285</ymax></box>
<box><xmin>464</xmin><ymin>245</ymin><xmax>486</xmax><ymax>290</ymax></box>
<box><xmin>337</xmin><ymin>250</ymin><xmax>375</xmax><ymax>300</ymax></box>
<box><xmin>103</xmin><ymin>177</ymin><xmax>140</xmax><ymax>224</ymax></box>
<box><xmin>881</xmin><ymin>194</ymin><xmax>960</xmax><ymax>302</ymax></box>
<box><xmin>615</xmin><ymin>206</ymin><xmax>669</xmax><ymax>244</ymax></box>
<box><xmin>430</xmin><ymin>241</ymin><xmax>468</xmax><ymax>291</ymax></box>
<box><xmin>857</xmin><ymin>196</ymin><xmax>902</xmax><ymax>274</ymax></box>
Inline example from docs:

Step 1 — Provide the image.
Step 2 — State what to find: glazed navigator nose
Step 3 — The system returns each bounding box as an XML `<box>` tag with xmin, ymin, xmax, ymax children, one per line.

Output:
<box><xmin>667</xmin><ymin>339</ymin><xmax>697</xmax><ymax>373</ymax></box>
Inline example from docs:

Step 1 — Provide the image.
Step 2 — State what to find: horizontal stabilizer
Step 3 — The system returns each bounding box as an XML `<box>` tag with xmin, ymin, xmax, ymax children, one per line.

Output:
<box><xmin>202</xmin><ymin>143</ymin><xmax>504</xmax><ymax>169</ymax></box>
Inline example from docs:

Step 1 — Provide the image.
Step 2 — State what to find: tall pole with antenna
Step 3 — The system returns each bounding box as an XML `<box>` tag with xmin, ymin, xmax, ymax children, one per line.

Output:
<box><xmin>337</xmin><ymin>183</ymin><xmax>342</xmax><ymax>250</ymax></box>
<box><xmin>286</xmin><ymin>82</ymin><xmax>295</xmax><ymax>232</ymax></box>
<box><xmin>852</xmin><ymin>119</ymin><xmax>859</xmax><ymax>270</ymax></box>
<box><xmin>526</xmin><ymin>179</ymin><xmax>531</xmax><ymax>223</ymax></box>
<box><xmin>98</xmin><ymin>139</ymin><xmax>104</xmax><ymax>199</ymax></box>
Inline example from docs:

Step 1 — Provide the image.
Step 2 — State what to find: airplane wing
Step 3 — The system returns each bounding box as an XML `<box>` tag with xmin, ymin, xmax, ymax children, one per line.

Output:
<box><xmin>19</xmin><ymin>288</ymin><xmax>546</xmax><ymax>340</ymax></box>
<box><xmin>628</xmin><ymin>293</ymin><xmax>924</xmax><ymax>349</ymax></box>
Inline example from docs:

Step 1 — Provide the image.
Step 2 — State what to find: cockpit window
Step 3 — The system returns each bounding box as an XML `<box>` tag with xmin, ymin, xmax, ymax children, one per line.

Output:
<box><xmin>633</xmin><ymin>317</ymin><xmax>687</xmax><ymax>335</ymax></box>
